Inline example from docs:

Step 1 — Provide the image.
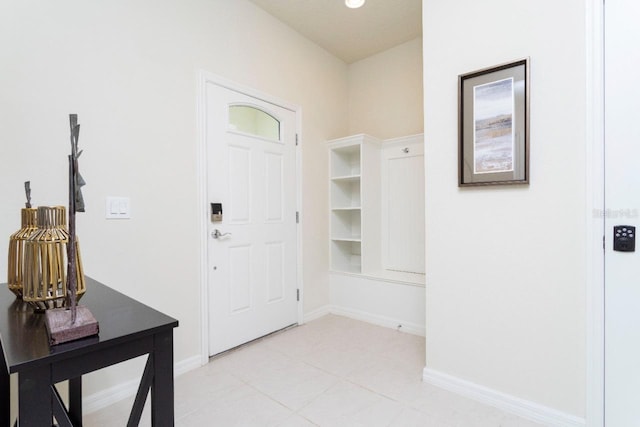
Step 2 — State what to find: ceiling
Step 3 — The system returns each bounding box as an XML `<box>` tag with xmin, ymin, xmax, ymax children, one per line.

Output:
<box><xmin>249</xmin><ymin>0</ymin><xmax>422</xmax><ymax>64</ymax></box>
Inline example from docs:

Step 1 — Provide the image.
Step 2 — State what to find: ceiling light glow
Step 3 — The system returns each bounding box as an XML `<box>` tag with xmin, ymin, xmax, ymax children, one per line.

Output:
<box><xmin>345</xmin><ymin>0</ymin><xmax>365</xmax><ymax>9</ymax></box>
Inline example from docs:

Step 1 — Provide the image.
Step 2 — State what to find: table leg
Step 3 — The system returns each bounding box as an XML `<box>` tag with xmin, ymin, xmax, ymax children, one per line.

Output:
<box><xmin>151</xmin><ymin>330</ymin><xmax>174</xmax><ymax>426</ymax></box>
<box><xmin>69</xmin><ymin>377</ymin><xmax>82</xmax><ymax>426</ymax></box>
<box><xmin>19</xmin><ymin>365</ymin><xmax>52</xmax><ymax>426</ymax></box>
<box><xmin>0</xmin><ymin>341</ymin><xmax>9</xmax><ymax>427</ymax></box>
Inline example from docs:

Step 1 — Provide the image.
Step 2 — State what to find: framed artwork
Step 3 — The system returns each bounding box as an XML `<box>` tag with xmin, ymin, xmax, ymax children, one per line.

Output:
<box><xmin>458</xmin><ymin>58</ymin><xmax>530</xmax><ymax>186</ymax></box>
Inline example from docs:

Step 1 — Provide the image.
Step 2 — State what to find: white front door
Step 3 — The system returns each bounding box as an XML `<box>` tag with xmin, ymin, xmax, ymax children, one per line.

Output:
<box><xmin>206</xmin><ymin>82</ymin><xmax>299</xmax><ymax>356</ymax></box>
<box><xmin>604</xmin><ymin>0</ymin><xmax>640</xmax><ymax>424</ymax></box>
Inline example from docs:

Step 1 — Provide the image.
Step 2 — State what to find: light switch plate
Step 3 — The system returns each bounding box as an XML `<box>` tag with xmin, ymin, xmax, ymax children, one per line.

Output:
<box><xmin>106</xmin><ymin>197</ymin><xmax>131</xmax><ymax>219</ymax></box>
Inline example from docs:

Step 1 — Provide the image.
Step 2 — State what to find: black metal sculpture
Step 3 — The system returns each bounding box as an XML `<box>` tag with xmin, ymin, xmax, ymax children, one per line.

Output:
<box><xmin>44</xmin><ymin>114</ymin><xmax>98</xmax><ymax>345</ymax></box>
<box><xmin>24</xmin><ymin>181</ymin><xmax>31</xmax><ymax>208</ymax></box>
<box><xmin>67</xmin><ymin>114</ymin><xmax>84</xmax><ymax>322</ymax></box>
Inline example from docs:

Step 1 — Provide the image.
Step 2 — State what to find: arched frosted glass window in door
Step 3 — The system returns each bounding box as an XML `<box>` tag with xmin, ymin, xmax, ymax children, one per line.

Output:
<box><xmin>228</xmin><ymin>105</ymin><xmax>281</xmax><ymax>141</ymax></box>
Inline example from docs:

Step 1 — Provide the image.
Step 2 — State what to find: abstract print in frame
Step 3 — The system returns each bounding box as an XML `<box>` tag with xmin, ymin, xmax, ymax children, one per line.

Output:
<box><xmin>459</xmin><ymin>58</ymin><xmax>529</xmax><ymax>186</ymax></box>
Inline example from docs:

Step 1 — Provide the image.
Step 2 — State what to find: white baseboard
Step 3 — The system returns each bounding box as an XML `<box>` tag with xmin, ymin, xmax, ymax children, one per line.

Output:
<box><xmin>303</xmin><ymin>304</ymin><xmax>425</xmax><ymax>336</ymax></box>
<box><xmin>83</xmin><ymin>355</ymin><xmax>201</xmax><ymax>415</ymax></box>
<box><xmin>83</xmin><ymin>377</ymin><xmax>140</xmax><ymax>415</ymax></box>
<box><xmin>422</xmin><ymin>368</ymin><xmax>585</xmax><ymax>427</ymax></box>
<box><xmin>329</xmin><ymin>305</ymin><xmax>425</xmax><ymax>336</ymax></box>
<box><xmin>175</xmin><ymin>355</ymin><xmax>202</xmax><ymax>376</ymax></box>
<box><xmin>303</xmin><ymin>304</ymin><xmax>331</xmax><ymax>323</ymax></box>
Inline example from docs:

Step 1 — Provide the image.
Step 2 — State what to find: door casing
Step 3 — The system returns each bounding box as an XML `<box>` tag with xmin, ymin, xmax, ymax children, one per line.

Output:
<box><xmin>196</xmin><ymin>71</ymin><xmax>304</xmax><ymax>365</ymax></box>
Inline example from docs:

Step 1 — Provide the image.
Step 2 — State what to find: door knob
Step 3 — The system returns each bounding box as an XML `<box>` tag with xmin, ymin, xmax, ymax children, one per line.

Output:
<box><xmin>211</xmin><ymin>229</ymin><xmax>231</xmax><ymax>239</ymax></box>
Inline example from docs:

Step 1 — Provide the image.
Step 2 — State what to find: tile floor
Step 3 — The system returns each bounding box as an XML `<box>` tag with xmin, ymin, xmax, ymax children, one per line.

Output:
<box><xmin>84</xmin><ymin>315</ymin><xmax>546</xmax><ymax>426</ymax></box>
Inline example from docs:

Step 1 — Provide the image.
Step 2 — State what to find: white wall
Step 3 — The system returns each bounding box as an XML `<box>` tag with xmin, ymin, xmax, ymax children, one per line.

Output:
<box><xmin>348</xmin><ymin>37</ymin><xmax>424</xmax><ymax>139</ymax></box>
<box><xmin>423</xmin><ymin>0</ymin><xmax>586</xmax><ymax>419</ymax></box>
<box><xmin>0</xmin><ymin>0</ymin><xmax>347</xmax><ymax>405</ymax></box>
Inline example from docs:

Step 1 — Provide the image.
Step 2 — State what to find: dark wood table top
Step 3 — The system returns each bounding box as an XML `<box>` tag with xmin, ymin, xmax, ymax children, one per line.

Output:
<box><xmin>0</xmin><ymin>277</ymin><xmax>178</xmax><ymax>373</ymax></box>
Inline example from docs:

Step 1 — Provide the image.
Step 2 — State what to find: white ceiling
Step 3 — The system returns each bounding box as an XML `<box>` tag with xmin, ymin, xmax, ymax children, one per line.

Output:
<box><xmin>249</xmin><ymin>0</ymin><xmax>422</xmax><ymax>64</ymax></box>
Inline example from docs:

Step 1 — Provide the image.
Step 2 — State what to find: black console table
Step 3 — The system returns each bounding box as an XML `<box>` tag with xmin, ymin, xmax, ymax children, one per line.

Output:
<box><xmin>0</xmin><ymin>277</ymin><xmax>179</xmax><ymax>426</ymax></box>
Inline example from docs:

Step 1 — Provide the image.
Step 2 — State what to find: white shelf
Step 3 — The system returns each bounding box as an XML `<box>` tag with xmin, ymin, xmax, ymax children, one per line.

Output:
<box><xmin>331</xmin><ymin>174</ymin><xmax>361</xmax><ymax>182</ymax></box>
<box><xmin>331</xmin><ymin>236</ymin><xmax>362</xmax><ymax>242</ymax></box>
<box><xmin>368</xmin><ymin>269</ymin><xmax>426</xmax><ymax>286</ymax></box>
<box><xmin>331</xmin><ymin>206</ymin><xmax>361</xmax><ymax>211</ymax></box>
<box><xmin>330</xmin><ymin>264</ymin><xmax>362</xmax><ymax>274</ymax></box>
<box><xmin>331</xmin><ymin>208</ymin><xmax>361</xmax><ymax>250</ymax></box>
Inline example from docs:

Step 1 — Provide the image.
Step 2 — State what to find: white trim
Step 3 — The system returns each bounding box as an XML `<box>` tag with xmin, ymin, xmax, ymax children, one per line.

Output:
<box><xmin>422</xmin><ymin>368</ymin><xmax>586</xmax><ymax>427</ymax></box>
<box><xmin>174</xmin><ymin>355</ymin><xmax>203</xmax><ymax>377</ymax></box>
<box><xmin>83</xmin><ymin>377</ymin><xmax>139</xmax><ymax>415</ymax></box>
<box><xmin>196</xmin><ymin>70</ymin><xmax>210</xmax><ymax>367</ymax></box>
<box><xmin>302</xmin><ymin>304</ymin><xmax>424</xmax><ymax>336</ymax></box>
<box><xmin>329</xmin><ymin>269</ymin><xmax>425</xmax><ymax>287</ymax></box>
<box><xmin>585</xmin><ymin>1</ymin><xmax>605</xmax><ymax>426</ymax></box>
<box><xmin>196</xmin><ymin>70</ymin><xmax>303</xmax><ymax>363</ymax></box>
<box><xmin>329</xmin><ymin>305</ymin><xmax>425</xmax><ymax>336</ymax></box>
<box><xmin>303</xmin><ymin>305</ymin><xmax>331</xmax><ymax>323</ymax></box>
<box><xmin>296</xmin><ymin>105</ymin><xmax>305</xmax><ymax>326</ymax></box>
<box><xmin>83</xmin><ymin>355</ymin><xmax>201</xmax><ymax>414</ymax></box>
<box><xmin>199</xmin><ymin>72</ymin><xmax>299</xmax><ymax>113</ymax></box>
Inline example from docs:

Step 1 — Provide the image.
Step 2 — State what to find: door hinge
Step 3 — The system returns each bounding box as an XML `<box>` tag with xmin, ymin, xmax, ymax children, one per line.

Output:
<box><xmin>296</xmin><ymin>211</ymin><xmax>299</xmax><ymax>223</ymax></box>
<box><xmin>295</xmin><ymin>134</ymin><xmax>299</xmax><ymax>146</ymax></box>
<box><xmin>296</xmin><ymin>289</ymin><xmax>300</xmax><ymax>301</ymax></box>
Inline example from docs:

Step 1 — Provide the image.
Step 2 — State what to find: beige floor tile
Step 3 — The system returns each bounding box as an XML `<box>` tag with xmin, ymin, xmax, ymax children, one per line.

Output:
<box><xmin>83</xmin><ymin>314</ymin><xmax>549</xmax><ymax>427</ymax></box>
<box><xmin>297</xmin><ymin>380</ymin><xmax>404</xmax><ymax>426</ymax></box>
<box><xmin>275</xmin><ymin>413</ymin><xmax>318</xmax><ymax>426</ymax></box>
<box><xmin>174</xmin><ymin>369</ymin><xmax>245</xmax><ymax>419</ymax></box>
<box><xmin>176</xmin><ymin>384</ymin><xmax>291</xmax><ymax>427</ymax></box>
<box><xmin>246</xmin><ymin>359</ymin><xmax>340</xmax><ymax>411</ymax></box>
<box><xmin>345</xmin><ymin>354</ymin><xmax>424</xmax><ymax>401</ymax></box>
<box><xmin>390</xmin><ymin>406</ymin><xmax>454</xmax><ymax>426</ymax></box>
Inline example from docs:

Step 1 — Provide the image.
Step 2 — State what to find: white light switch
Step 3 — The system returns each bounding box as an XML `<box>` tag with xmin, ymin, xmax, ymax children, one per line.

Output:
<box><xmin>106</xmin><ymin>197</ymin><xmax>131</xmax><ymax>219</ymax></box>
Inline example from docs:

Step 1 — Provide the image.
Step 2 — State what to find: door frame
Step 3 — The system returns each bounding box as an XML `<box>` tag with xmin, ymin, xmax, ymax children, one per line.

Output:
<box><xmin>196</xmin><ymin>70</ymin><xmax>304</xmax><ymax>365</ymax></box>
<box><xmin>586</xmin><ymin>1</ymin><xmax>605</xmax><ymax>426</ymax></box>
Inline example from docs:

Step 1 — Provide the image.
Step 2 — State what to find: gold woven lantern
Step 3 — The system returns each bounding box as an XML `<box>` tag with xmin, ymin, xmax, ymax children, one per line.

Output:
<box><xmin>7</xmin><ymin>207</ymin><xmax>38</xmax><ymax>297</ymax></box>
<box><xmin>22</xmin><ymin>206</ymin><xmax>86</xmax><ymax>311</ymax></box>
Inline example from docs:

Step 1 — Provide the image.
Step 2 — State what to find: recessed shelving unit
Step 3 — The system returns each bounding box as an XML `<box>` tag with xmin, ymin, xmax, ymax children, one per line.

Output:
<box><xmin>327</xmin><ymin>133</ymin><xmax>426</xmax><ymax>337</ymax></box>
<box><xmin>328</xmin><ymin>135</ymin><xmax>381</xmax><ymax>274</ymax></box>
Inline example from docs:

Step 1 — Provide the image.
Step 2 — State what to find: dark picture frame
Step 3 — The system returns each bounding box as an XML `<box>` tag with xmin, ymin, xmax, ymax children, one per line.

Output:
<box><xmin>458</xmin><ymin>58</ymin><xmax>530</xmax><ymax>186</ymax></box>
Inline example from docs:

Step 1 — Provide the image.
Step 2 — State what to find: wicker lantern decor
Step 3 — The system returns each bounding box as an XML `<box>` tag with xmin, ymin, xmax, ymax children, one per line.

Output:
<box><xmin>22</xmin><ymin>206</ymin><xmax>86</xmax><ymax>311</ymax></box>
<box><xmin>7</xmin><ymin>207</ymin><xmax>38</xmax><ymax>297</ymax></box>
<box><xmin>8</xmin><ymin>114</ymin><xmax>98</xmax><ymax>344</ymax></box>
